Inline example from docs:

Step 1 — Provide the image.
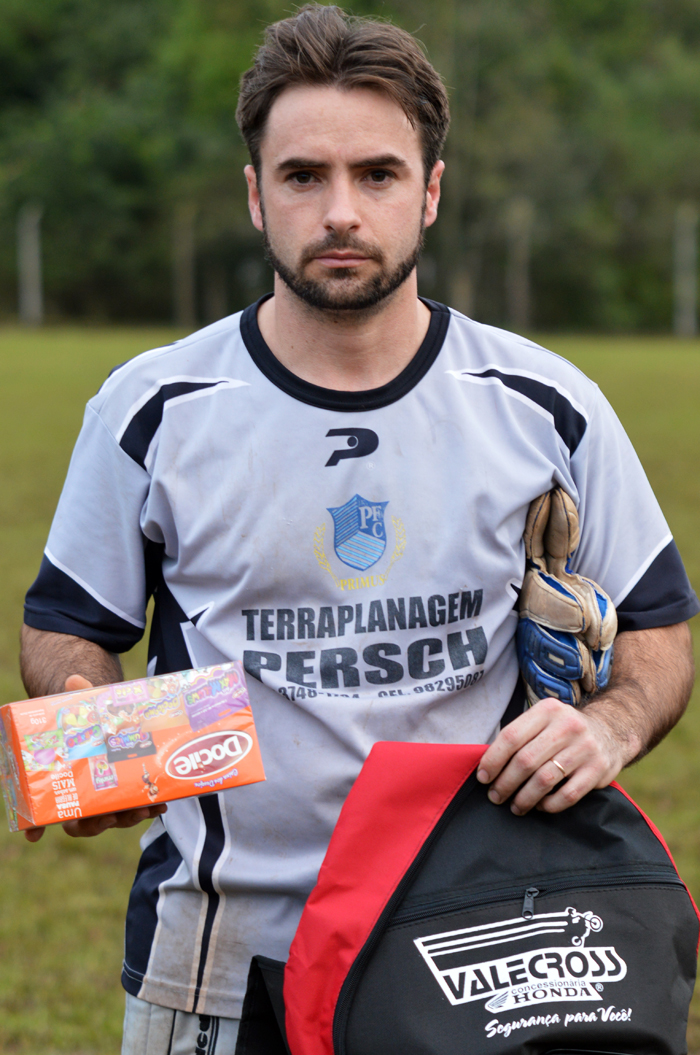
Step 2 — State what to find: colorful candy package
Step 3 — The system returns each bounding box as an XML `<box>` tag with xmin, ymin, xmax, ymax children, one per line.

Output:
<box><xmin>0</xmin><ymin>661</ymin><xmax>264</xmax><ymax>832</ymax></box>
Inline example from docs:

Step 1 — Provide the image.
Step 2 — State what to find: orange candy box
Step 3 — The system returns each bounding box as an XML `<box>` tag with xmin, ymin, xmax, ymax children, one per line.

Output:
<box><xmin>0</xmin><ymin>661</ymin><xmax>265</xmax><ymax>832</ymax></box>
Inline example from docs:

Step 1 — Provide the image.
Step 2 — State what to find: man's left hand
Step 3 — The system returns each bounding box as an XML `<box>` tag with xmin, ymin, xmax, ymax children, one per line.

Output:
<box><xmin>477</xmin><ymin>622</ymin><xmax>694</xmax><ymax>815</ymax></box>
<box><xmin>476</xmin><ymin>696</ymin><xmax>634</xmax><ymax>815</ymax></box>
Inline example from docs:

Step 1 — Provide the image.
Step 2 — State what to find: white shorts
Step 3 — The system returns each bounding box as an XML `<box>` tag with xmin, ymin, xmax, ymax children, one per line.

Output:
<box><xmin>122</xmin><ymin>993</ymin><xmax>240</xmax><ymax>1055</ymax></box>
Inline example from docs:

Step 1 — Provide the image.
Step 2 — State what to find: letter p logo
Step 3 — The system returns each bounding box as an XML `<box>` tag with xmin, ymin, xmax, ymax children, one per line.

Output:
<box><xmin>325</xmin><ymin>428</ymin><xmax>379</xmax><ymax>466</ymax></box>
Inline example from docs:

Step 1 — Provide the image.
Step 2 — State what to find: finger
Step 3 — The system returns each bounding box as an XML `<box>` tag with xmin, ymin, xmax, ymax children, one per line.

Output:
<box><xmin>477</xmin><ymin>701</ymin><xmax>556</xmax><ymax>784</ymax></box>
<box><xmin>512</xmin><ymin>734</ymin><xmax>621</xmax><ymax>815</ymax></box>
<box><xmin>61</xmin><ymin>803</ymin><xmax>167</xmax><ymax>838</ymax></box>
<box><xmin>509</xmin><ymin>756</ymin><xmax>580</xmax><ymax>815</ymax></box>
<box><xmin>535</xmin><ymin>765</ymin><xmax>604</xmax><ymax>814</ymax></box>
<box><xmin>113</xmin><ymin>809</ymin><xmax>152</xmax><ymax>828</ymax></box>
<box><xmin>112</xmin><ymin>803</ymin><xmax>168</xmax><ymax>829</ymax></box>
<box><xmin>485</xmin><ymin>706</ymin><xmax>588</xmax><ymax>805</ymax></box>
<box><xmin>63</xmin><ymin>814</ymin><xmax>119</xmax><ymax>837</ymax></box>
<box><xmin>64</xmin><ymin>674</ymin><xmax>95</xmax><ymax>692</ymax></box>
<box><xmin>487</xmin><ymin>729</ymin><xmax>578</xmax><ymax>805</ymax></box>
<box><xmin>23</xmin><ymin>826</ymin><xmax>46</xmax><ymax>843</ymax></box>
<box><xmin>535</xmin><ymin>754</ymin><xmax>621</xmax><ymax>814</ymax></box>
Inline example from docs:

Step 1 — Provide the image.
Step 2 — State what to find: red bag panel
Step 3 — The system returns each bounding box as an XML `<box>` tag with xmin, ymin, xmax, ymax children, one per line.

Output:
<box><xmin>283</xmin><ymin>741</ymin><xmax>486</xmax><ymax>1055</ymax></box>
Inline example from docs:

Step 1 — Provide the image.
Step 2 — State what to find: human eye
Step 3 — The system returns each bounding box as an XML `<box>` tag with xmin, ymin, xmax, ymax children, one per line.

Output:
<box><xmin>287</xmin><ymin>170</ymin><xmax>318</xmax><ymax>186</ymax></box>
<box><xmin>364</xmin><ymin>169</ymin><xmax>394</xmax><ymax>186</ymax></box>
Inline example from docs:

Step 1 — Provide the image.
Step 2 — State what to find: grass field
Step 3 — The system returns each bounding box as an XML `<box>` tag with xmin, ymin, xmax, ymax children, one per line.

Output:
<box><xmin>0</xmin><ymin>326</ymin><xmax>699</xmax><ymax>1052</ymax></box>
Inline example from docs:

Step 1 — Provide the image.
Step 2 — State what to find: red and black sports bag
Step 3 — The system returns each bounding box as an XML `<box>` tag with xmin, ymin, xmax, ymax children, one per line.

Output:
<box><xmin>235</xmin><ymin>742</ymin><xmax>699</xmax><ymax>1055</ymax></box>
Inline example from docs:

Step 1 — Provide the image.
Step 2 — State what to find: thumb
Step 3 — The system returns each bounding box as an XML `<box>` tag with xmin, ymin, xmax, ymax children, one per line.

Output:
<box><xmin>24</xmin><ymin>826</ymin><xmax>46</xmax><ymax>843</ymax></box>
<box><xmin>64</xmin><ymin>674</ymin><xmax>95</xmax><ymax>692</ymax></box>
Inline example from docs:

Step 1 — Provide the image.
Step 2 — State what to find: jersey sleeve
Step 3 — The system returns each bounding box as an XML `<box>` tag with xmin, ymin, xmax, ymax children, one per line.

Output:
<box><xmin>24</xmin><ymin>403</ymin><xmax>153</xmax><ymax>652</ymax></box>
<box><xmin>568</xmin><ymin>389</ymin><xmax>699</xmax><ymax>632</ymax></box>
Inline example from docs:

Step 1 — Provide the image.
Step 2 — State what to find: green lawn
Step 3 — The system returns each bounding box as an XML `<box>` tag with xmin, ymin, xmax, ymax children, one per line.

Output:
<box><xmin>0</xmin><ymin>327</ymin><xmax>183</xmax><ymax>1055</ymax></box>
<box><xmin>0</xmin><ymin>327</ymin><xmax>699</xmax><ymax>1052</ymax></box>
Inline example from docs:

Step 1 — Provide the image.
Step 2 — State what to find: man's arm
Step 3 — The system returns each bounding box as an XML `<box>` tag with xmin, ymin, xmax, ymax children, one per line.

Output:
<box><xmin>20</xmin><ymin>624</ymin><xmax>123</xmax><ymax>697</ymax></box>
<box><xmin>477</xmin><ymin>622</ymin><xmax>694</xmax><ymax>815</ymax></box>
<box><xmin>19</xmin><ymin>624</ymin><xmax>166</xmax><ymax>842</ymax></box>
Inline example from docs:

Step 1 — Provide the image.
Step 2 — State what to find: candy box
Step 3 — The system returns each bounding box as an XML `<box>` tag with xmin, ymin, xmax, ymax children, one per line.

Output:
<box><xmin>0</xmin><ymin>661</ymin><xmax>265</xmax><ymax>832</ymax></box>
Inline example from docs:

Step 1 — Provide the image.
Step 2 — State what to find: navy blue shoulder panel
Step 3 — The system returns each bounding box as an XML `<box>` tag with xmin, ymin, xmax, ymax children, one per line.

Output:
<box><xmin>120</xmin><ymin>380</ymin><xmax>220</xmax><ymax>469</ymax></box>
<box><xmin>462</xmin><ymin>368</ymin><xmax>588</xmax><ymax>454</ymax></box>
<box><xmin>23</xmin><ymin>555</ymin><xmax>144</xmax><ymax>653</ymax></box>
<box><xmin>616</xmin><ymin>540</ymin><xmax>699</xmax><ymax>632</ymax></box>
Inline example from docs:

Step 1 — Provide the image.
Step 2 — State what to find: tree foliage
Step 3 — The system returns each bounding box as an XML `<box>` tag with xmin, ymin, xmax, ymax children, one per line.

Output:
<box><xmin>1</xmin><ymin>0</ymin><xmax>700</xmax><ymax>328</ymax></box>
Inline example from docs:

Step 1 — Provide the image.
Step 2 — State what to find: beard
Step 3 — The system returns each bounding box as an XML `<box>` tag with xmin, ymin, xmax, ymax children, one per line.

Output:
<box><xmin>262</xmin><ymin>224</ymin><xmax>424</xmax><ymax>314</ymax></box>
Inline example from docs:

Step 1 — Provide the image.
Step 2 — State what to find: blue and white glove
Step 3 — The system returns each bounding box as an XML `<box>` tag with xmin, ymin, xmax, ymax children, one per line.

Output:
<box><xmin>516</xmin><ymin>488</ymin><xmax>617</xmax><ymax>707</ymax></box>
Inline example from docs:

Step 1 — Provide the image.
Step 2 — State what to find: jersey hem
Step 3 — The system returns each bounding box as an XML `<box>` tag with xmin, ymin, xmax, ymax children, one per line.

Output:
<box><xmin>122</xmin><ymin>967</ymin><xmax>244</xmax><ymax>1020</ymax></box>
<box><xmin>22</xmin><ymin>608</ymin><xmax>142</xmax><ymax>653</ymax></box>
<box><xmin>616</xmin><ymin>596</ymin><xmax>700</xmax><ymax>633</ymax></box>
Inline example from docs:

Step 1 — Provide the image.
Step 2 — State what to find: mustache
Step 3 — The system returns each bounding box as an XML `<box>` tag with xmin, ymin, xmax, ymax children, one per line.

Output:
<box><xmin>300</xmin><ymin>234</ymin><xmax>384</xmax><ymax>267</ymax></box>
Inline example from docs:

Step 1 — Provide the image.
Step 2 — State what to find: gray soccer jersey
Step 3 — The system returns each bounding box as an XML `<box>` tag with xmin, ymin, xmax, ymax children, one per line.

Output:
<box><xmin>25</xmin><ymin>298</ymin><xmax>698</xmax><ymax>1018</ymax></box>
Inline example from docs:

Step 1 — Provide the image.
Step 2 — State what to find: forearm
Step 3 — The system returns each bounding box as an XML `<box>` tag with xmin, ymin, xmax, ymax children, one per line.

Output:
<box><xmin>20</xmin><ymin>624</ymin><xmax>123</xmax><ymax>698</ymax></box>
<box><xmin>582</xmin><ymin>622</ymin><xmax>695</xmax><ymax>766</ymax></box>
<box><xmin>19</xmin><ymin>625</ymin><xmax>163</xmax><ymax>842</ymax></box>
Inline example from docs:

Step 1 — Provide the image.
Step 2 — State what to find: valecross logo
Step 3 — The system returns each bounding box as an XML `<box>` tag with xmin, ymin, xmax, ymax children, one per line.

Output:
<box><xmin>165</xmin><ymin>731</ymin><xmax>253</xmax><ymax>780</ymax></box>
<box><xmin>415</xmin><ymin>907</ymin><xmax>627</xmax><ymax>1014</ymax></box>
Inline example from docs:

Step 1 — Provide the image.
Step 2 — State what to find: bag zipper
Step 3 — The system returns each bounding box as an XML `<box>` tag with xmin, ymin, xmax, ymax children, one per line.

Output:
<box><xmin>522</xmin><ymin>885</ymin><xmax>539</xmax><ymax>918</ymax></box>
<box><xmin>389</xmin><ymin>865</ymin><xmax>682</xmax><ymax>927</ymax></box>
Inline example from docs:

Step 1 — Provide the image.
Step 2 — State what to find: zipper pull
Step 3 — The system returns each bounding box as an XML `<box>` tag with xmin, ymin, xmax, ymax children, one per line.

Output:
<box><xmin>522</xmin><ymin>886</ymin><xmax>539</xmax><ymax>919</ymax></box>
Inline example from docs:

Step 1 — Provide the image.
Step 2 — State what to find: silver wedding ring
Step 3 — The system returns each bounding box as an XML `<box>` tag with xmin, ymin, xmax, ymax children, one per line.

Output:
<box><xmin>551</xmin><ymin>759</ymin><xmax>567</xmax><ymax>778</ymax></box>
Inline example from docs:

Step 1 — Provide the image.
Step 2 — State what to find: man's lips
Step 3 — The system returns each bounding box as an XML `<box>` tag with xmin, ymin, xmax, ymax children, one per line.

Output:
<box><xmin>312</xmin><ymin>252</ymin><xmax>372</xmax><ymax>268</ymax></box>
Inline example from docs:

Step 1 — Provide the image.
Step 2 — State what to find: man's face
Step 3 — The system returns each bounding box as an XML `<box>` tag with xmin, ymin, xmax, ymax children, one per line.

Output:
<box><xmin>245</xmin><ymin>85</ymin><xmax>443</xmax><ymax>313</ymax></box>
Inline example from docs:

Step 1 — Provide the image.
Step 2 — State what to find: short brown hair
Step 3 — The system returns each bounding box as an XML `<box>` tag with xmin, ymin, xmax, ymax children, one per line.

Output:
<box><xmin>236</xmin><ymin>5</ymin><xmax>450</xmax><ymax>180</ymax></box>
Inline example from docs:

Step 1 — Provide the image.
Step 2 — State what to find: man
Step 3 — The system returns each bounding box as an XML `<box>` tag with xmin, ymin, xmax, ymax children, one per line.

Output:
<box><xmin>20</xmin><ymin>5</ymin><xmax>698</xmax><ymax>1052</ymax></box>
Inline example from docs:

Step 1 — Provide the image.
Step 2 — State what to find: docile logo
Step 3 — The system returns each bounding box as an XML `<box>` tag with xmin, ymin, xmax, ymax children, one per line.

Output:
<box><xmin>165</xmin><ymin>731</ymin><xmax>253</xmax><ymax>779</ymax></box>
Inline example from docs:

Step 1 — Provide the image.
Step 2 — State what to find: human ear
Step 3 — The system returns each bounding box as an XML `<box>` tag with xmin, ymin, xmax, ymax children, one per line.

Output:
<box><xmin>424</xmin><ymin>159</ymin><xmax>445</xmax><ymax>229</ymax></box>
<box><xmin>245</xmin><ymin>164</ymin><xmax>264</xmax><ymax>232</ymax></box>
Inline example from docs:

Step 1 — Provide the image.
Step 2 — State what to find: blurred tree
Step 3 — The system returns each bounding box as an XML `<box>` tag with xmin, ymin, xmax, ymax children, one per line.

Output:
<box><xmin>0</xmin><ymin>0</ymin><xmax>699</xmax><ymax>330</ymax></box>
<box><xmin>0</xmin><ymin>0</ymin><xmax>172</xmax><ymax>319</ymax></box>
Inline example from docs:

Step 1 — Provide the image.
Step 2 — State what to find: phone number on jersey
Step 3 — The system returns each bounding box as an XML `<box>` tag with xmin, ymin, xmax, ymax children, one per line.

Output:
<box><xmin>277</xmin><ymin>670</ymin><xmax>484</xmax><ymax>702</ymax></box>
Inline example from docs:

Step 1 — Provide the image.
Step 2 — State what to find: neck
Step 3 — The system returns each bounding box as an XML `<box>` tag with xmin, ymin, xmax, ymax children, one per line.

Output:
<box><xmin>256</xmin><ymin>273</ymin><xmax>431</xmax><ymax>391</ymax></box>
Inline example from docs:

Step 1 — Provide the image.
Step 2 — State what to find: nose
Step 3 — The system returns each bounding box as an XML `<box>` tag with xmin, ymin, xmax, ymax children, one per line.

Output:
<box><xmin>322</xmin><ymin>174</ymin><xmax>361</xmax><ymax>237</ymax></box>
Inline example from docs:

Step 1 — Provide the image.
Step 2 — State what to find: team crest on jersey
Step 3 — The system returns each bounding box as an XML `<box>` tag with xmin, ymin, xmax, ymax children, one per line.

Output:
<box><xmin>327</xmin><ymin>495</ymin><xmax>389</xmax><ymax>571</ymax></box>
<box><xmin>314</xmin><ymin>497</ymin><xmax>406</xmax><ymax>591</ymax></box>
<box><xmin>415</xmin><ymin>907</ymin><xmax>627</xmax><ymax>1014</ymax></box>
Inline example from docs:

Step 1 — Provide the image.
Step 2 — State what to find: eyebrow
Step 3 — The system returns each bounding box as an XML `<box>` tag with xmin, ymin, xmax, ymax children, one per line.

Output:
<box><xmin>275</xmin><ymin>154</ymin><xmax>409</xmax><ymax>173</ymax></box>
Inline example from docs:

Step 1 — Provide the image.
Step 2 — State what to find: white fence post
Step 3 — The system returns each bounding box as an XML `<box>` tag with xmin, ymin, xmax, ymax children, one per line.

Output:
<box><xmin>505</xmin><ymin>196</ymin><xmax>534</xmax><ymax>333</ymax></box>
<box><xmin>17</xmin><ymin>203</ymin><xmax>44</xmax><ymax>326</ymax></box>
<box><xmin>673</xmin><ymin>202</ymin><xmax>698</xmax><ymax>337</ymax></box>
<box><xmin>172</xmin><ymin>202</ymin><xmax>197</xmax><ymax>328</ymax></box>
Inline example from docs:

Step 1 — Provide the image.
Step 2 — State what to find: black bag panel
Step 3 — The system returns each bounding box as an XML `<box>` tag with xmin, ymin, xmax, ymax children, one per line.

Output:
<box><xmin>398</xmin><ymin>783</ymin><xmax>675</xmax><ymax>914</ymax></box>
<box><xmin>235</xmin><ymin>955</ymin><xmax>290</xmax><ymax>1055</ymax></box>
<box><xmin>345</xmin><ymin>886</ymin><xmax>696</xmax><ymax>1055</ymax></box>
<box><xmin>244</xmin><ymin>746</ymin><xmax>698</xmax><ymax>1055</ymax></box>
